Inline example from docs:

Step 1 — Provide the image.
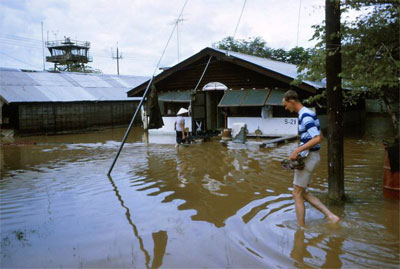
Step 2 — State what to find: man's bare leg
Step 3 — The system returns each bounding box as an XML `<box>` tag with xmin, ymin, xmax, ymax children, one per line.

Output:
<box><xmin>292</xmin><ymin>185</ymin><xmax>306</xmax><ymax>227</ymax></box>
<box><xmin>303</xmin><ymin>192</ymin><xmax>340</xmax><ymax>224</ymax></box>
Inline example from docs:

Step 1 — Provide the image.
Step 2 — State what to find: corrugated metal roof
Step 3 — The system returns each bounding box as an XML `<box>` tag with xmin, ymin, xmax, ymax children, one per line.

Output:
<box><xmin>0</xmin><ymin>67</ymin><xmax>149</xmax><ymax>103</ymax></box>
<box><xmin>213</xmin><ymin>48</ymin><xmax>326</xmax><ymax>89</ymax></box>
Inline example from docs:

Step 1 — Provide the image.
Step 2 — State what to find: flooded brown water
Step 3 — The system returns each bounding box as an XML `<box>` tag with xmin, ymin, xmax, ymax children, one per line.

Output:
<box><xmin>1</xmin><ymin>116</ymin><xmax>399</xmax><ymax>268</ymax></box>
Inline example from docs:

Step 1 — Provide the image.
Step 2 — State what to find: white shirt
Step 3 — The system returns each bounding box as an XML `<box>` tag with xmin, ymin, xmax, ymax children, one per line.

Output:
<box><xmin>176</xmin><ymin>116</ymin><xmax>185</xmax><ymax>131</ymax></box>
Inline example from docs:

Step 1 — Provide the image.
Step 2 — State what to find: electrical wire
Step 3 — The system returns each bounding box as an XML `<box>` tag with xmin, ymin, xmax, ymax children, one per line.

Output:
<box><xmin>0</xmin><ymin>58</ymin><xmax>220</xmax><ymax>86</ymax></box>
<box><xmin>0</xmin><ymin>51</ymin><xmax>41</xmax><ymax>69</ymax></box>
<box><xmin>296</xmin><ymin>0</ymin><xmax>302</xmax><ymax>47</ymax></box>
<box><xmin>151</xmin><ymin>0</ymin><xmax>189</xmax><ymax>77</ymax></box>
<box><xmin>232</xmin><ymin>0</ymin><xmax>247</xmax><ymax>41</ymax></box>
<box><xmin>0</xmin><ymin>34</ymin><xmax>154</xmax><ymax>63</ymax></box>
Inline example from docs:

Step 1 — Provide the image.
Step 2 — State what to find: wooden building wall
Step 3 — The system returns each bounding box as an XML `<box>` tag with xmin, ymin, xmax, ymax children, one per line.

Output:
<box><xmin>3</xmin><ymin>101</ymin><xmax>140</xmax><ymax>135</ymax></box>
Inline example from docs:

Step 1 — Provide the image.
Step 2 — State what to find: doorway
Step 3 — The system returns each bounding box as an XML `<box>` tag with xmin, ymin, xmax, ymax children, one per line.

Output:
<box><xmin>202</xmin><ymin>82</ymin><xmax>227</xmax><ymax>131</ymax></box>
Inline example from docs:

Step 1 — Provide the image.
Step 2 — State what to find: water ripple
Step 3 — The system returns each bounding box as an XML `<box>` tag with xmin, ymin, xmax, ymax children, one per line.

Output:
<box><xmin>0</xmin><ymin>130</ymin><xmax>398</xmax><ymax>268</ymax></box>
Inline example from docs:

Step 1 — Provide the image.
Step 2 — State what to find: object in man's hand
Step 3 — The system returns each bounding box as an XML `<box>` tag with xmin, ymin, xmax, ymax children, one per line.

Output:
<box><xmin>281</xmin><ymin>158</ymin><xmax>305</xmax><ymax>170</ymax></box>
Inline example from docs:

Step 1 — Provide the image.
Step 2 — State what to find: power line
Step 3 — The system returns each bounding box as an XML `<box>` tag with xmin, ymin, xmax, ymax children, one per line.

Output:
<box><xmin>0</xmin><ymin>33</ymin><xmax>43</xmax><ymax>42</ymax></box>
<box><xmin>0</xmin><ymin>34</ymin><xmax>43</xmax><ymax>48</ymax></box>
<box><xmin>296</xmin><ymin>0</ymin><xmax>303</xmax><ymax>47</ymax></box>
<box><xmin>232</xmin><ymin>0</ymin><xmax>247</xmax><ymax>40</ymax></box>
<box><xmin>0</xmin><ymin>34</ymin><xmax>156</xmax><ymax>63</ymax></box>
<box><xmin>0</xmin><ymin>40</ymin><xmax>155</xmax><ymax>64</ymax></box>
<box><xmin>0</xmin><ymin>39</ymin><xmax>43</xmax><ymax>49</ymax></box>
<box><xmin>41</xmin><ymin>22</ymin><xmax>46</xmax><ymax>71</ymax></box>
<box><xmin>0</xmin><ymin>51</ymin><xmax>41</xmax><ymax>69</ymax></box>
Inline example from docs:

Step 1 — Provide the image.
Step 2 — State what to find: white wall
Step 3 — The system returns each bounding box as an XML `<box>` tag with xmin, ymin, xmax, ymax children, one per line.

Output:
<box><xmin>148</xmin><ymin>116</ymin><xmax>192</xmax><ymax>134</ymax></box>
<box><xmin>228</xmin><ymin>117</ymin><xmax>298</xmax><ymax>136</ymax></box>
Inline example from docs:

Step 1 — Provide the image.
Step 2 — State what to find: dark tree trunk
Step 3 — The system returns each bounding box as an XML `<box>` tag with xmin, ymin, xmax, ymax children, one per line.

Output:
<box><xmin>326</xmin><ymin>0</ymin><xmax>345</xmax><ymax>201</ymax></box>
<box><xmin>381</xmin><ymin>94</ymin><xmax>399</xmax><ymax>136</ymax></box>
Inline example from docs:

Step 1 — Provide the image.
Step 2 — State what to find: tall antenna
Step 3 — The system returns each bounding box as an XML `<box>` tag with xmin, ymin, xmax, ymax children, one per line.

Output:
<box><xmin>112</xmin><ymin>42</ymin><xmax>123</xmax><ymax>75</ymax></box>
<box><xmin>170</xmin><ymin>17</ymin><xmax>185</xmax><ymax>62</ymax></box>
<box><xmin>51</xmin><ymin>30</ymin><xmax>58</xmax><ymax>40</ymax></box>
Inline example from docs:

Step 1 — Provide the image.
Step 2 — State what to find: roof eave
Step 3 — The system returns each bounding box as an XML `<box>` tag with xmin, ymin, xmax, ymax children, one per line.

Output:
<box><xmin>127</xmin><ymin>48</ymin><xmax>218</xmax><ymax>97</ymax></box>
<box><xmin>0</xmin><ymin>94</ymin><xmax>9</xmax><ymax>104</ymax></box>
<box><xmin>127</xmin><ymin>47</ymin><xmax>321</xmax><ymax>97</ymax></box>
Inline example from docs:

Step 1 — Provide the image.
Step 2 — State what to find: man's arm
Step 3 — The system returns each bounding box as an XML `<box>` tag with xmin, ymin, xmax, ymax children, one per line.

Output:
<box><xmin>290</xmin><ymin>135</ymin><xmax>322</xmax><ymax>160</ymax></box>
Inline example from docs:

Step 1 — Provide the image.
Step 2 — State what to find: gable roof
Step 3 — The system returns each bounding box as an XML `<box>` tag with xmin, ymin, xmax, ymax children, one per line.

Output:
<box><xmin>0</xmin><ymin>67</ymin><xmax>149</xmax><ymax>104</ymax></box>
<box><xmin>127</xmin><ymin>47</ymin><xmax>325</xmax><ymax>97</ymax></box>
<box><xmin>215</xmin><ymin>48</ymin><xmax>326</xmax><ymax>89</ymax></box>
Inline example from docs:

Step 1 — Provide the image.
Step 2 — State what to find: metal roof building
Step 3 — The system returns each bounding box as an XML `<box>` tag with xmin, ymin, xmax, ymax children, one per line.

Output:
<box><xmin>128</xmin><ymin>47</ymin><xmax>326</xmax><ymax>98</ymax></box>
<box><xmin>0</xmin><ymin>68</ymin><xmax>149</xmax><ymax>135</ymax></box>
<box><xmin>128</xmin><ymin>47</ymin><xmax>326</xmax><ymax>133</ymax></box>
<box><xmin>0</xmin><ymin>67</ymin><xmax>147</xmax><ymax>103</ymax></box>
<box><xmin>212</xmin><ymin>48</ymin><xmax>326</xmax><ymax>89</ymax></box>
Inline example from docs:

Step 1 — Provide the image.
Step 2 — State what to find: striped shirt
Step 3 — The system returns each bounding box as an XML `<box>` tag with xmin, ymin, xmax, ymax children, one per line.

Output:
<box><xmin>298</xmin><ymin>107</ymin><xmax>320</xmax><ymax>157</ymax></box>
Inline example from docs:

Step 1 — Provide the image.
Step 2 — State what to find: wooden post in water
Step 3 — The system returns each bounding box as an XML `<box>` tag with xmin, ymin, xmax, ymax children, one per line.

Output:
<box><xmin>325</xmin><ymin>0</ymin><xmax>345</xmax><ymax>201</ymax></box>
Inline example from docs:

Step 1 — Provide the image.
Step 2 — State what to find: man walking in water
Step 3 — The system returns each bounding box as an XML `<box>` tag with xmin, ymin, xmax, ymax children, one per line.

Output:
<box><xmin>282</xmin><ymin>90</ymin><xmax>340</xmax><ymax>227</ymax></box>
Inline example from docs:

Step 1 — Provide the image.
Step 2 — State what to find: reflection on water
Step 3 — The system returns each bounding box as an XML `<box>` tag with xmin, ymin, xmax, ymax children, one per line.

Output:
<box><xmin>1</xmin><ymin>120</ymin><xmax>399</xmax><ymax>268</ymax></box>
<box><xmin>107</xmin><ymin>174</ymin><xmax>167</xmax><ymax>268</ymax></box>
<box><xmin>290</xmin><ymin>228</ymin><xmax>344</xmax><ymax>268</ymax></box>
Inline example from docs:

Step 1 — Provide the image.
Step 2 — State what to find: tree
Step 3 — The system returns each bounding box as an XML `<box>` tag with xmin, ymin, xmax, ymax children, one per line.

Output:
<box><xmin>326</xmin><ymin>0</ymin><xmax>345</xmax><ymax>201</ymax></box>
<box><xmin>287</xmin><ymin>47</ymin><xmax>311</xmax><ymax>65</ymax></box>
<box><xmin>212</xmin><ymin>36</ymin><xmax>310</xmax><ymax>65</ymax></box>
<box><xmin>271</xmin><ymin>48</ymin><xmax>288</xmax><ymax>62</ymax></box>
<box><xmin>297</xmin><ymin>1</ymin><xmax>399</xmax><ymax>134</ymax></box>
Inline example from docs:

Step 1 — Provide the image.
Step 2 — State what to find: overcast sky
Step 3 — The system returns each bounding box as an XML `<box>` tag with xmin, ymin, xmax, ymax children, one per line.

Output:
<box><xmin>0</xmin><ymin>0</ymin><xmax>335</xmax><ymax>76</ymax></box>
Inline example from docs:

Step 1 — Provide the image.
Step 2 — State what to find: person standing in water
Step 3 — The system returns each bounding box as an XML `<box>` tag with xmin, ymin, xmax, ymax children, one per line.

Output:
<box><xmin>282</xmin><ymin>90</ymin><xmax>340</xmax><ymax>227</ymax></box>
<box><xmin>175</xmin><ymin>108</ymin><xmax>188</xmax><ymax>145</ymax></box>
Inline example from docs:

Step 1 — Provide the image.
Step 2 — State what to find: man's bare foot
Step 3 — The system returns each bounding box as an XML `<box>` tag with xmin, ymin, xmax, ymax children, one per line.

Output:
<box><xmin>327</xmin><ymin>214</ymin><xmax>340</xmax><ymax>224</ymax></box>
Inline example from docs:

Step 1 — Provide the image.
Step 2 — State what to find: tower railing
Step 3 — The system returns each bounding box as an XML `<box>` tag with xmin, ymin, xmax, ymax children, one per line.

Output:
<box><xmin>46</xmin><ymin>39</ymin><xmax>90</xmax><ymax>48</ymax></box>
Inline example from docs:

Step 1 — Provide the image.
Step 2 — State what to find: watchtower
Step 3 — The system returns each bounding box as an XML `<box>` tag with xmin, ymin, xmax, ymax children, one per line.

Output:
<box><xmin>46</xmin><ymin>37</ymin><xmax>92</xmax><ymax>71</ymax></box>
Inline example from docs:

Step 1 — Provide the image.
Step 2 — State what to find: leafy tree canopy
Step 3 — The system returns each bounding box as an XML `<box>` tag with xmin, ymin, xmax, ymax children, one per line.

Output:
<box><xmin>212</xmin><ymin>36</ymin><xmax>310</xmax><ymax>65</ymax></box>
<box><xmin>297</xmin><ymin>1</ymin><xmax>399</xmax><ymax>108</ymax></box>
<box><xmin>212</xmin><ymin>2</ymin><xmax>399</xmax><ymax>131</ymax></box>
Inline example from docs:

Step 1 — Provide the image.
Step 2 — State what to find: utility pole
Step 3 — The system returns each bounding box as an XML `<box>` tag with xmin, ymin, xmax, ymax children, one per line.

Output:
<box><xmin>112</xmin><ymin>43</ymin><xmax>123</xmax><ymax>75</ymax></box>
<box><xmin>41</xmin><ymin>22</ymin><xmax>45</xmax><ymax>70</ymax></box>
<box><xmin>325</xmin><ymin>0</ymin><xmax>345</xmax><ymax>201</ymax></box>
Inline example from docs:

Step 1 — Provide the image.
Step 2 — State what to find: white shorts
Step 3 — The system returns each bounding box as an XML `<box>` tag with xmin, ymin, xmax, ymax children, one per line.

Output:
<box><xmin>293</xmin><ymin>151</ymin><xmax>320</xmax><ymax>188</ymax></box>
